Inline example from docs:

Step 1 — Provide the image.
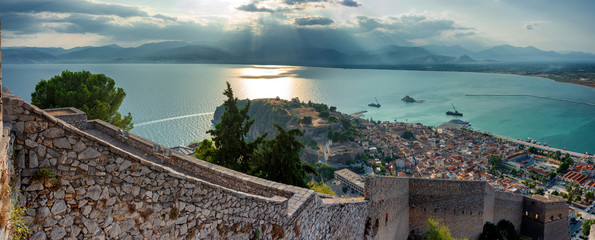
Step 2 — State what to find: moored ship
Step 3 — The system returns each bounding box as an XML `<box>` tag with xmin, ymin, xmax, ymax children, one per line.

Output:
<box><xmin>369</xmin><ymin>97</ymin><xmax>381</xmax><ymax>108</ymax></box>
<box><xmin>446</xmin><ymin>103</ymin><xmax>463</xmax><ymax>116</ymax></box>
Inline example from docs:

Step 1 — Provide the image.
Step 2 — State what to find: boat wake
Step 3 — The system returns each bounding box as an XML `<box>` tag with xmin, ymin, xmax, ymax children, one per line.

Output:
<box><xmin>135</xmin><ymin>112</ymin><xmax>214</xmax><ymax>127</ymax></box>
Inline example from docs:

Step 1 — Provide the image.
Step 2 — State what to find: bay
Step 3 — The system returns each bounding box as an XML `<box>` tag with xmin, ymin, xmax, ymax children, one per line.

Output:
<box><xmin>3</xmin><ymin>63</ymin><xmax>594</xmax><ymax>154</ymax></box>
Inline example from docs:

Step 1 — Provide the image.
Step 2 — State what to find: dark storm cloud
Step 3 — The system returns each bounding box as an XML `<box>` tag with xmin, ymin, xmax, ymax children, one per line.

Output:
<box><xmin>237</xmin><ymin>3</ymin><xmax>276</xmax><ymax>13</ymax></box>
<box><xmin>0</xmin><ymin>12</ymin><xmax>47</xmax><ymax>34</ymax></box>
<box><xmin>294</xmin><ymin>16</ymin><xmax>334</xmax><ymax>26</ymax></box>
<box><xmin>337</xmin><ymin>0</ymin><xmax>361</xmax><ymax>7</ymax></box>
<box><xmin>353</xmin><ymin>15</ymin><xmax>466</xmax><ymax>39</ymax></box>
<box><xmin>0</xmin><ymin>0</ymin><xmax>148</xmax><ymax>18</ymax></box>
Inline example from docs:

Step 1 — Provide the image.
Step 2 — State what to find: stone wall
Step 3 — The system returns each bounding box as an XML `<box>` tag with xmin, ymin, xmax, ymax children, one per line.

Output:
<box><xmin>45</xmin><ymin>108</ymin><xmax>88</xmax><ymax>130</ymax></box>
<box><xmin>493</xmin><ymin>191</ymin><xmax>524</xmax><ymax>230</ymax></box>
<box><xmin>364</xmin><ymin>177</ymin><xmax>409</xmax><ymax>240</ymax></box>
<box><xmin>285</xmin><ymin>195</ymin><xmax>368</xmax><ymax>239</ymax></box>
<box><xmin>408</xmin><ymin>179</ymin><xmax>491</xmax><ymax>240</ymax></box>
<box><xmin>521</xmin><ymin>196</ymin><xmax>570</xmax><ymax>240</ymax></box>
<box><xmin>2</xmin><ymin>91</ymin><xmax>369</xmax><ymax>239</ymax></box>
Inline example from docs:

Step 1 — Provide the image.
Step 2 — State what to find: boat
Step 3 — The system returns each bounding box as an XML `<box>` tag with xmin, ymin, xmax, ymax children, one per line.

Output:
<box><xmin>446</xmin><ymin>103</ymin><xmax>463</xmax><ymax>116</ymax></box>
<box><xmin>369</xmin><ymin>97</ymin><xmax>381</xmax><ymax>108</ymax></box>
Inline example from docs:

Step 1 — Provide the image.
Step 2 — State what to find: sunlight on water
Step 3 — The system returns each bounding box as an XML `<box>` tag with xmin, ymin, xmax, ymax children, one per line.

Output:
<box><xmin>235</xmin><ymin>65</ymin><xmax>303</xmax><ymax>99</ymax></box>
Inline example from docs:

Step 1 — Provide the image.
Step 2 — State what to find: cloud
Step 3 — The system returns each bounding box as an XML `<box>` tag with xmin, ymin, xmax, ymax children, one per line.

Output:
<box><xmin>237</xmin><ymin>3</ymin><xmax>276</xmax><ymax>13</ymax></box>
<box><xmin>294</xmin><ymin>16</ymin><xmax>334</xmax><ymax>26</ymax></box>
<box><xmin>454</xmin><ymin>31</ymin><xmax>475</xmax><ymax>37</ymax></box>
<box><xmin>0</xmin><ymin>0</ymin><xmax>148</xmax><ymax>18</ymax></box>
<box><xmin>353</xmin><ymin>14</ymin><xmax>460</xmax><ymax>39</ymax></box>
<box><xmin>355</xmin><ymin>16</ymin><xmax>382</xmax><ymax>32</ymax></box>
<box><xmin>523</xmin><ymin>21</ymin><xmax>549</xmax><ymax>30</ymax></box>
<box><xmin>337</xmin><ymin>0</ymin><xmax>361</xmax><ymax>7</ymax></box>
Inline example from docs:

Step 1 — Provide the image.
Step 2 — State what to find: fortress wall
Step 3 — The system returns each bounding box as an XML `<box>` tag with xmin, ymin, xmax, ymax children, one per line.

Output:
<box><xmin>2</xmin><ymin>92</ymin><xmax>370</xmax><ymax>239</ymax></box>
<box><xmin>3</xmin><ymin>94</ymin><xmax>295</xmax><ymax>239</ymax></box>
<box><xmin>284</xmin><ymin>195</ymin><xmax>368</xmax><ymax>239</ymax></box>
<box><xmin>87</xmin><ymin>120</ymin><xmax>294</xmax><ymax>199</ymax></box>
<box><xmin>483</xmin><ymin>184</ymin><xmax>495</xmax><ymax>226</ymax></box>
<box><xmin>364</xmin><ymin>176</ymin><xmax>409</xmax><ymax>240</ymax></box>
<box><xmin>521</xmin><ymin>196</ymin><xmax>570</xmax><ymax>240</ymax></box>
<box><xmin>408</xmin><ymin>179</ymin><xmax>489</xmax><ymax>240</ymax></box>
<box><xmin>493</xmin><ymin>191</ymin><xmax>523</xmax><ymax>230</ymax></box>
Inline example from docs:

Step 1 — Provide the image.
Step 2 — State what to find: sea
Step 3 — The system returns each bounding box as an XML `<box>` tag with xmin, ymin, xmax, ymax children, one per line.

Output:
<box><xmin>3</xmin><ymin>63</ymin><xmax>595</xmax><ymax>154</ymax></box>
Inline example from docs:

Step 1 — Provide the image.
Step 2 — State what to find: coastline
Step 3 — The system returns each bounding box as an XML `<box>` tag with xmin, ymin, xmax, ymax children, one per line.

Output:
<box><xmin>469</xmin><ymin>129</ymin><xmax>592</xmax><ymax>160</ymax></box>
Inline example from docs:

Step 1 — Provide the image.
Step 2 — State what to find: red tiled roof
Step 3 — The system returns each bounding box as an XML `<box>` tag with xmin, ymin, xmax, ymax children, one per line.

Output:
<box><xmin>563</xmin><ymin>171</ymin><xmax>590</xmax><ymax>184</ymax></box>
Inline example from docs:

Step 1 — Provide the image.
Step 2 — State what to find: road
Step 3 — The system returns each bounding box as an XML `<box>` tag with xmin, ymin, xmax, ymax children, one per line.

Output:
<box><xmin>471</xmin><ymin>129</ymin><xmax>592</xmax><ymax>160</ymax></box>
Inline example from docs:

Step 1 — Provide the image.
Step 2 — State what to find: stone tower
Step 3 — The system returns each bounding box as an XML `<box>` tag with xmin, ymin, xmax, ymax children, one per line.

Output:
<box><xmin>521</xmin><ymin>195</ymin><xmax>570</xmax><ymax>240</ymax></box>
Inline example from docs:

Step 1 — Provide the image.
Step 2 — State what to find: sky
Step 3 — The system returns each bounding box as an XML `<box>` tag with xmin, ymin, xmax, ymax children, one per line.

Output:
<box><xmin>1</xmin><ymin>0</ymin><xmax>594</xmax><ymax>53</ymax></box>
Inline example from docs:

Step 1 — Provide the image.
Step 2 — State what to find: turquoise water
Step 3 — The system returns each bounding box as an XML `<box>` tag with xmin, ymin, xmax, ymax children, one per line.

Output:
<box><xmin>3</xmin><ymin>64</ymin><xmax>595</xmax><ymax>154</ymax></box>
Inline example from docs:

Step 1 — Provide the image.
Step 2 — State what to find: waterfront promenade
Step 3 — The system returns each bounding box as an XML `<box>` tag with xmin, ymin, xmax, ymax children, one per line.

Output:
<box><xmin>471</xmin><ymin>129</ymin><xmax>592</xmax><ymax>160</ymax></box>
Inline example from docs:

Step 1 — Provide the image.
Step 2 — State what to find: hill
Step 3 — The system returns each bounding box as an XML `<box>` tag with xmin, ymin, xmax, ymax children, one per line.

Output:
<box><xmin>211</xmin><ymin>98</ymin><xmax>361</xmax><ymax>163</ymax></box>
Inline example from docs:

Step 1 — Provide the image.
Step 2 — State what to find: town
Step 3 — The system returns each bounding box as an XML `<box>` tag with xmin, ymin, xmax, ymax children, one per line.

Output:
<box><xmin>329</xmin><ymin>115</ymin><xmax>595</xmax><ymax>239</ymax></box>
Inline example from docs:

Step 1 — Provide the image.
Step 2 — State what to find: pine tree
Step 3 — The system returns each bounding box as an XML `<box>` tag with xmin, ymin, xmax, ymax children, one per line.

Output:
<box><xmin>207</xmin><ymin>82</ymin><xmax>263</xmax><ymax>172</ymax></box>
<box><xmin>250</xmin><ymin>123</ymin><xmax>316</xmax><ymax>188</ymax></box>
<box><xmin>31</xmin><ymin>70</ymin><xmax>133</xmax><ymax>130</ymax></box>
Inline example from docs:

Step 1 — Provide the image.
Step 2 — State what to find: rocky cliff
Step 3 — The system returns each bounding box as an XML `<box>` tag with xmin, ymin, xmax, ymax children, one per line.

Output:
<box><xmin>212</xmin><ymin>98</ymin><xmax>351</xmax><ymax>163</ymax></box>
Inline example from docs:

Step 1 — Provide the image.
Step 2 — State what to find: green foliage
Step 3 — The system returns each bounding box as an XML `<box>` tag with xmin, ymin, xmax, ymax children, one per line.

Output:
<box><xmin>548</xmin><ymin>172</ymin><xmax>557</xmax><ymax>179</ymax></box>
<box><xmin>551</xmin><ymin>190</ymin><xmax>559</xmax><ymax>196</ymax></box>
<box><xmin>32</xmin><ymin>167</ymin><xmax>54</xmax><ymax>183</ymax></box>
<box><xmin>556</xmin><ymin>155</ymin><xmax>574</xmax><ymax>173</ymax></box>
<box><xmin>251</xmin><ymin>229</ymin><xmax>261</xmax><ymax>240</ymax></box>
<box><xmin>194</xmin><ymin>139</ymin><xmax>216</xmax><ymax>162</ymax></box>
<box><xmin>9</xmin><ymin>199</ymin><xmax>30</xmax><ymax>240</ymax></box>
<box><xmin>583</xmin><ymin>219</ymin><xmax>595</xmax><ymax>236</ymax></box>
<box><xmin>402</xmin><ymin>130</ymin><xmax>415</xmax><ymax>140</ymax></box>
<box><xmin>527</xmin><ymin>146</ymin><xmax>540</xmax><ymax>154</ymax></box>
<box><xmin>302</xmin><ymin>116</ymin><xmax>313</xmax><ymax>125</ymax></box>
<box><xmin>424</xmin><ymin>218</ymin><xmax>466</xmax><ymax>240</ymax></box>
<box><xmin>207</xmin><ymin>82</ymin><xmax>264</xmax><ymax>172</ymax></box>
<box><xmin>250</xmin><ymin>123</ymin><xmax>317</xmax><ymax>188</ymax></box>
<box><xmin>302</xmin><ymin>137</ymin><xmax>320</xmax><ymax>150</ymax></box>
<box><xmin>31</xmin><ymin>70</ymin><xmax>133</xmax><ymax>130</ymax></box>
<box><xmin>586</xmin><ymin>191</ymin><xmax>594</xmax><ymax>200</ymax></box>
<box><xmin>329</xmin><ymin>106</ymin><xmax>337</xmax><ymax>112</ymax></box>
<box><xmin>518</xmin><ymin>145</ymin><xmax>525</xmax><ymax>151</ymax></box>
<box><xmin>534</xmin><ymin>188</ymin><xmax>545</xmax><ymax>195</ymax></box>
<box><xmin>327</xmin><ymin>129</ymin><xmax>352</xmax><ymax>142</ymax></box>
<box><xmin>479</xmin><ymin>220</ymin><xmax>526</xmax><ymax>240</ymax></box>
<box><xmin>315</xmin><ymin>163</ymin><xmax>335</xmax><ymax>181</ymax></box>
<box><xmin>307</xmin><ymin>180</ymin><xmax>335</xmax><ymax>195</ymax></box>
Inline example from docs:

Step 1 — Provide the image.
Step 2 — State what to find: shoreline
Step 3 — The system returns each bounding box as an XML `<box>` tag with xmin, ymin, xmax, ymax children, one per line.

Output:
<box><xmin>468</xmin><ymin>128</ymin><xmax>592</xmax><ymax>160</ymax></box>
<box><xmin>6</xmin><ymin>62</ymin><xmax>595</xmax><ymax>89</ymax></box>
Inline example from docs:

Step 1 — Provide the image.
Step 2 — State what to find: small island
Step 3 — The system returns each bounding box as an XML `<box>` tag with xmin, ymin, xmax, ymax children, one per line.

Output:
<box><xmin>401</xmin><ymin>95</ymin><xmax>424</xmax><ymax>103</ymax></box>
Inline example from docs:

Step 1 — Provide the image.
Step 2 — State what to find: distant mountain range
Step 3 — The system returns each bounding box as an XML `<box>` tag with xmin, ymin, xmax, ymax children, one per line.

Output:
<box><xmin>4</xmin><ymin>42</ymin><xmax>595</xmax><ymax>65</ymax></box>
